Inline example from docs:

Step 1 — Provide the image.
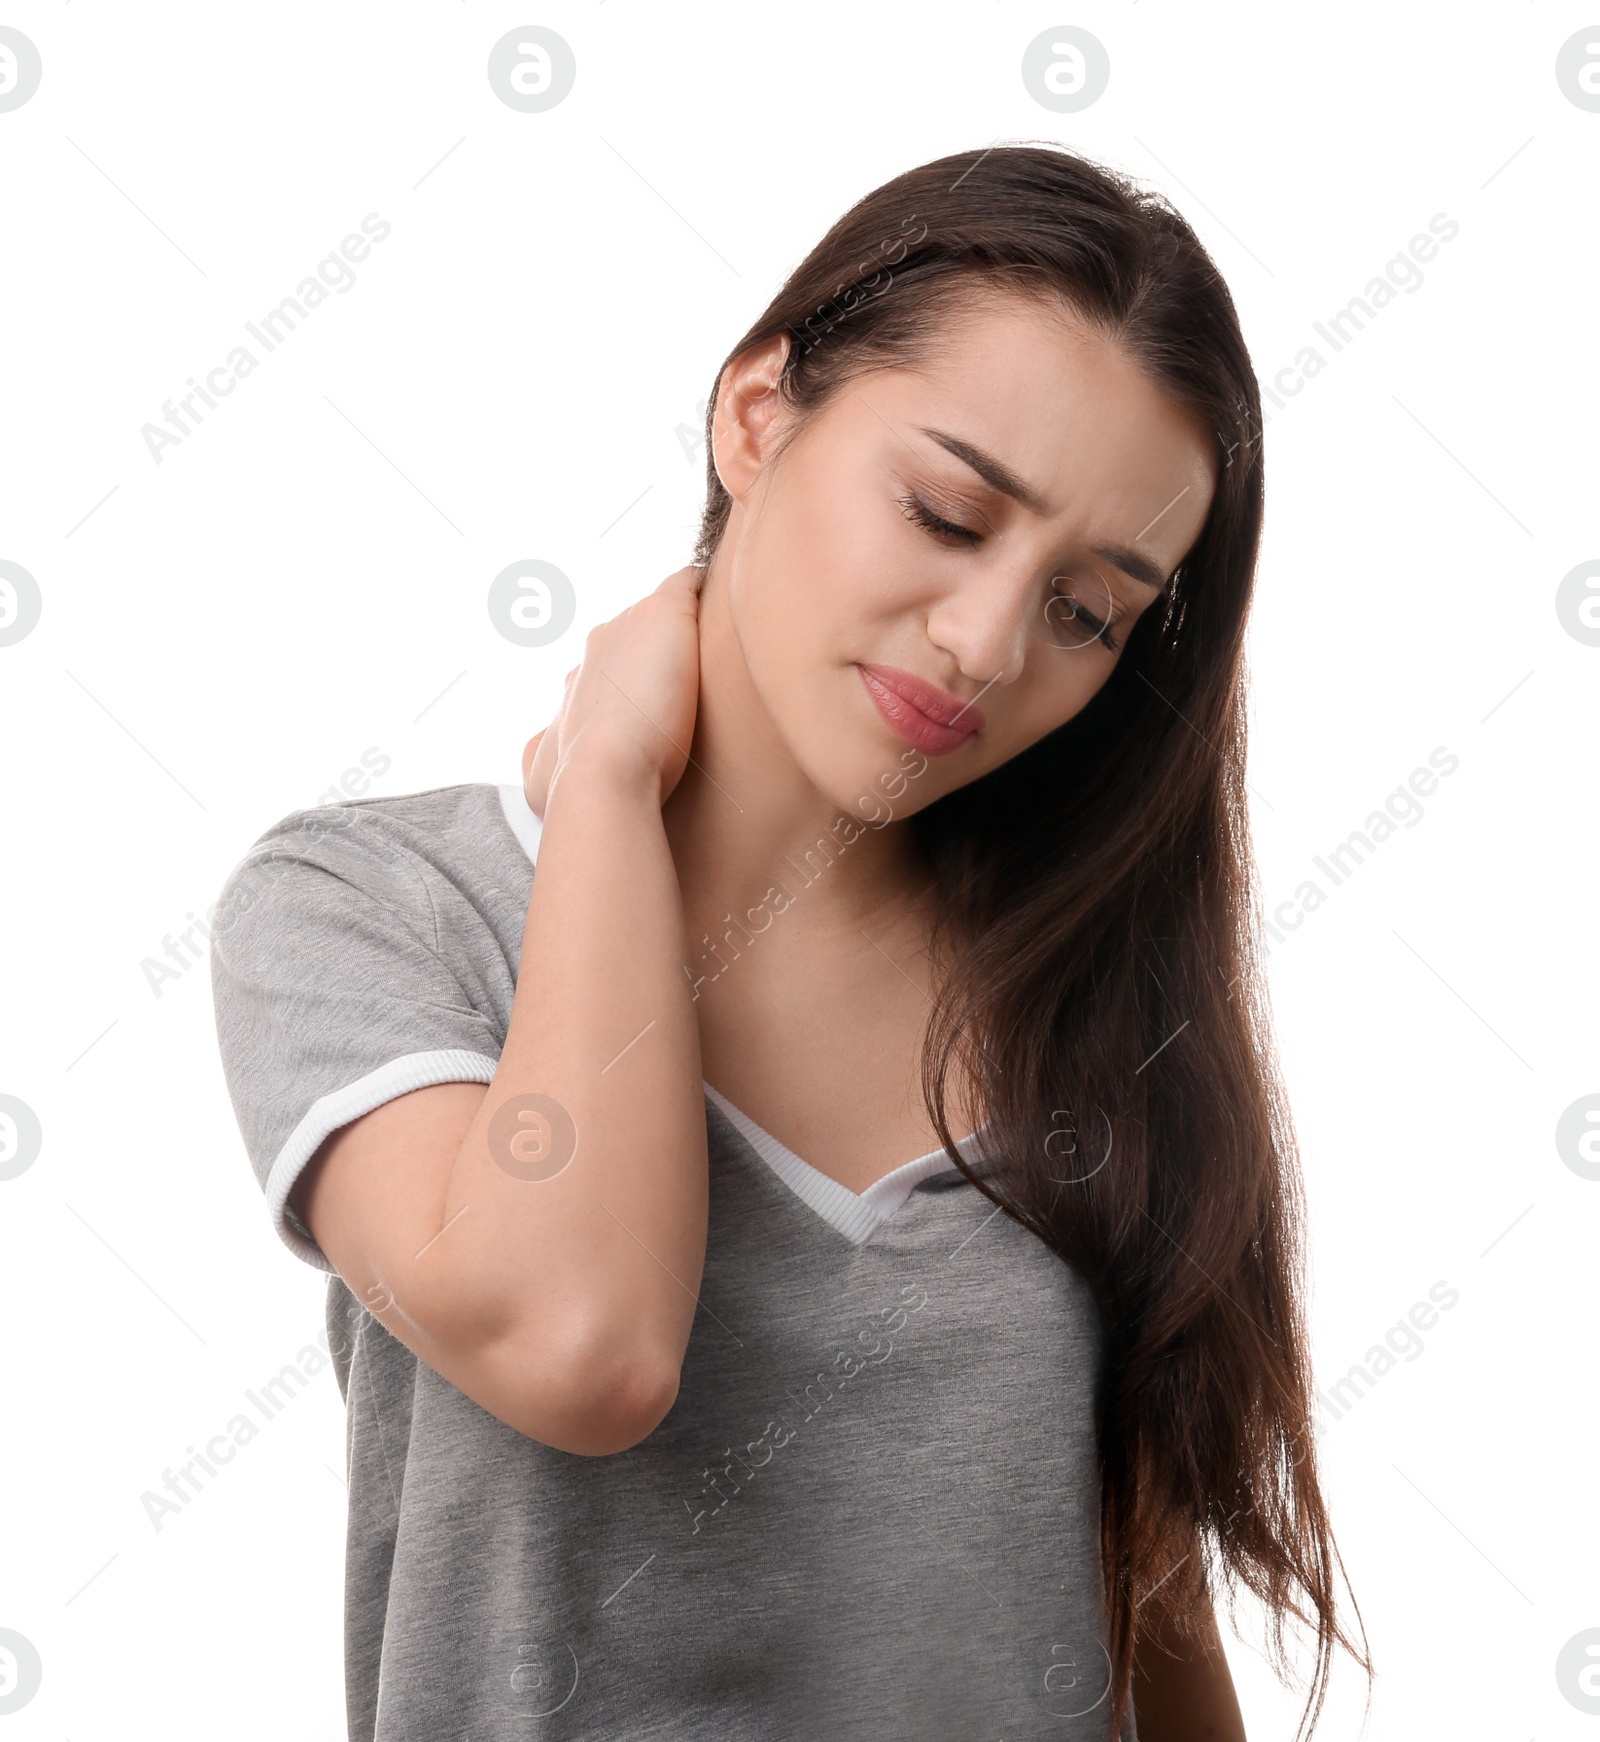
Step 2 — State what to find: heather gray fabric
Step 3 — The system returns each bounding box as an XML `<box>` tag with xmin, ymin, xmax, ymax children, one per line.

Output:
<box><xmin>210</xmin><ymin>782</ymin><xmax>1136</xmax><ymax>1741</ymax></box>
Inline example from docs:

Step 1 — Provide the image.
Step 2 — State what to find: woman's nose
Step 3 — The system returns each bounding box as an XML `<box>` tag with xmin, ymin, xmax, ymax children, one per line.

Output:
<box><xmin>923</xmin><ymin>567</ymin><xmax>1034</xmax><ymax>688</ymax></box>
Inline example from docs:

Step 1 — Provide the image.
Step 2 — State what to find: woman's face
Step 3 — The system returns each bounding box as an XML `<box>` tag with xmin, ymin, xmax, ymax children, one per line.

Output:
<box><xmin>711</xmin><ymin>293</ymin><xmax>1219</xmax><ymax>821</ymax></box>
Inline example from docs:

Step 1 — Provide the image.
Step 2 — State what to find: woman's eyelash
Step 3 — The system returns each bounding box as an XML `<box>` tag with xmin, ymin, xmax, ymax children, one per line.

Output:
<box><xmin>898</xmin><ymin>491</ymin><xmax>981</xmax><ymax>546</ymax></box>
<box><xmin>1048</xmin><ymin>588</ymin><xmax>1120</xmax><ymax>652</ymax></box>
<box><xmin>899</xmin><ymin>489</ymin><xmax>1123</xmax><ymax>654</ymax></box>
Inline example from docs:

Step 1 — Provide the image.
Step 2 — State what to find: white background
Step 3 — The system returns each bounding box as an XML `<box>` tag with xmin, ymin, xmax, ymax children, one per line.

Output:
<box><xmin>1</xmin><ymin>3</ymin><xmax>1595</xmax><ymax>1737</ymax></box>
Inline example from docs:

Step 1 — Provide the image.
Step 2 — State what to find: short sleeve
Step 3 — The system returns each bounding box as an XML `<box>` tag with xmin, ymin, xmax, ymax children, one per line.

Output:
<box><xmin>209</xmin><ymin>804</ymin><xmax>507</xmax><ymax>1272</ymax></box>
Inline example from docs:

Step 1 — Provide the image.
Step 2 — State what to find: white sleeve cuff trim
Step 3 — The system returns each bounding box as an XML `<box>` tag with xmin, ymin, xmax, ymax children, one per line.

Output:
<box><xmin>263</xmin><ymin>1048</ymin><xmax>502</xmax><ymax>1273</ymax></box>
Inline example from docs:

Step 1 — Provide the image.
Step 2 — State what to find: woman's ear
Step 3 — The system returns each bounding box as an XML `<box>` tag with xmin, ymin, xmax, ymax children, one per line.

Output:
<box><xmin>710</xmin><ymin>333</ymin><xmax>791</xmax><ymax>504</ymax></box>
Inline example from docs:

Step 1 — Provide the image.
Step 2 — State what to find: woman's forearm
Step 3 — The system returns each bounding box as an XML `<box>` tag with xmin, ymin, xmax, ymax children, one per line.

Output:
<box><xmin>422</xmin><ymin>744</ymin><xmax>709</xmax><ymax>1439</ymax></box>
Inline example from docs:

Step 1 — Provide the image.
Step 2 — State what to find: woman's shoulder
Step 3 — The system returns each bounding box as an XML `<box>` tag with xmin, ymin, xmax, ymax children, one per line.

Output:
<box><xmin>212</xmin><ymin>779</ymin><xmax>537</xmax><ymax>942</ymax></box>
<box><xmin>247</xmin><ymin>778</ymin><xmax>506</xmax><ymax>849</ymax></box>
<box><xmin>234</xmin><ymin>779</ymin><xmax>533</xmax><ymax>869</ymax></box>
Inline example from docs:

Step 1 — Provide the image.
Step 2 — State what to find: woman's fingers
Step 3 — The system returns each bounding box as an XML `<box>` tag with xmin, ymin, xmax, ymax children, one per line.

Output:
<box><xmin>523</xmin><ymin>571</ymin><xmax>704</xmax><ymax>815</ymax></box>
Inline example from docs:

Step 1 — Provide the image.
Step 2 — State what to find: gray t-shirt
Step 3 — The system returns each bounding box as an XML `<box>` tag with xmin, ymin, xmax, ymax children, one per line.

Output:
<box><xmin>209</xmin><ymin>780</ymin><xmax>1136</xmax><ymax>1741</ymax></box>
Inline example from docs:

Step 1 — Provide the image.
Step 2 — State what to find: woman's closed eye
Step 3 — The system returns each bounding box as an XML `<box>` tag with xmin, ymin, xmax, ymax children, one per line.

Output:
<box><xmin>898</xmin><ymin>490</ymin><xmax>983</xmax><ymax>547</ymax></box>
<box><xmin>1047</xmin><ymin>588</ymin><xmax>1120</xmax><ymax>653</ymax></box>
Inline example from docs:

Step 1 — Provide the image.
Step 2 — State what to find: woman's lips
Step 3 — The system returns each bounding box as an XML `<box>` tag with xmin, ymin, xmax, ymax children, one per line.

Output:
<box><xmin>857</xmin><ymin>664</ymin><xmax>984</xmax><ymax>756</ymax></box>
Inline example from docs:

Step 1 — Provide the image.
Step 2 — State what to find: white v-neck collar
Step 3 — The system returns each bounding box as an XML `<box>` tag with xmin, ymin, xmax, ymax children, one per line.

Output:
<box><xmin>495</xmin><ymin>779</ymin><xmax>985</xmax><ymax>1244</ymax></box>
<box><xmin>702</xmin><ymin>1082</ymin><xmax>981</xmax><ymax>1244</ymax></box>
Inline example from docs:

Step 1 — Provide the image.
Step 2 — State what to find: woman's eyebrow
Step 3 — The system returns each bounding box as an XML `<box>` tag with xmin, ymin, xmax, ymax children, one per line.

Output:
<box><xmin>1091</xmin><ymin>544</ymin><xmax>1166</xmax><ymax>593</ymax></box>
<box><xmin>918</xmin><ymin>425</ymin><xmax>1168</xmax><ymax>593</ymax></box>
<box><xmin>920</xmin><ymin>426</ymin><xmax>1049</xmax><ymax>514</ymax></box>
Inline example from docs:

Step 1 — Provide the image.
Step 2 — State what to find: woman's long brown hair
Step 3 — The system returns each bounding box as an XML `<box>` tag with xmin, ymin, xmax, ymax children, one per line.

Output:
<box><xmin>691</xmin><ymin>143</ymin><xmax>1372</xmax><ymax>1740</ymax></box>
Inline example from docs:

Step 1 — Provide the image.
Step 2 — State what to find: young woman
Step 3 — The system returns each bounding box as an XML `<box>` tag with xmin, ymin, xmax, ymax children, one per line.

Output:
<box><xmin>211</xmin><ymin>144</ymin><xmax>1371</xmax><ymax>1740</ymax></box>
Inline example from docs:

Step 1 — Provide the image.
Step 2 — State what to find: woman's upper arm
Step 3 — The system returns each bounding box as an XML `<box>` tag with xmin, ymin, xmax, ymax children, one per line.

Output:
<box><xmin>289</xmin><ymin>1080</ymin><xmax>488</xmax><ymax>1327</ymax></box>
<box><xmin>288</xmin><ymin>1081</ymin><xmax>663</xmax><ymax>1452</ymax></box>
